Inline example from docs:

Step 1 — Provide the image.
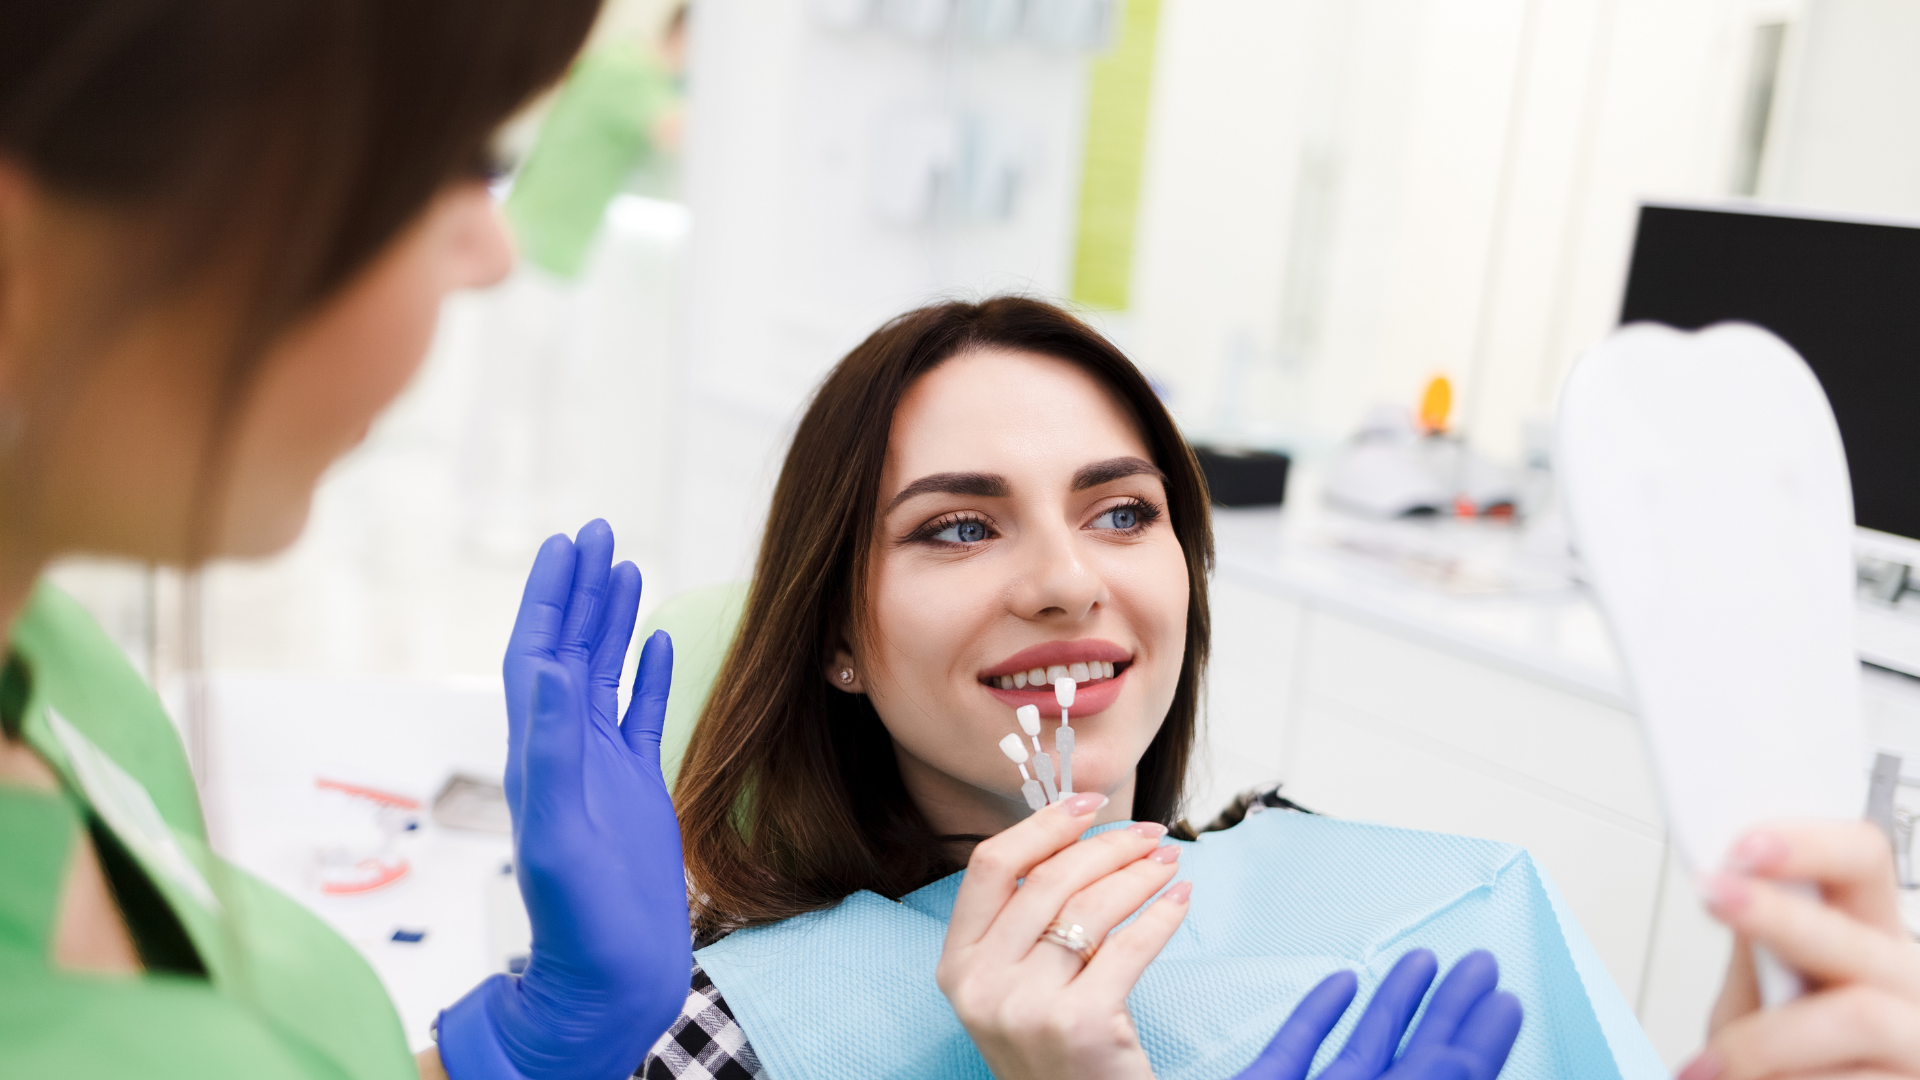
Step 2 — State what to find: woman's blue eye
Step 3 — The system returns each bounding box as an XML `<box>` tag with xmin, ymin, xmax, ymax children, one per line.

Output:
<box><xmin>1093</xmin><ymin>506</ymin><xmax>1139</xmax><ymax>531</ymax></box>
<box><xmin>935</xmin><ymin>520</ymin><xmax>988</xmax><ymax>543</ymax></box>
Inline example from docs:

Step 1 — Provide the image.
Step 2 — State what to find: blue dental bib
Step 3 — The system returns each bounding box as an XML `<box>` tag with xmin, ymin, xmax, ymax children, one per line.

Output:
<box><xmin>697</xmin><ymin>811</ymin><xmax>1665</xmax><ymax>1080</ymax></box>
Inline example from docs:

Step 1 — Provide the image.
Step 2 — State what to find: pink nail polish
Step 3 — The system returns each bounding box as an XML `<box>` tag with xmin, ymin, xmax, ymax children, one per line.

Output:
<box><xmin>1062</xmin><ymin>792</ymin><xmax>1108</xmax><ymax>816</ymax></box>
<box><xmin>1728</xmin><ymin>830</ymin><xmax>1787</xmax><ymax>874</ymax></box>
<box><xmin>1149</xmin><ymin>844</ymin><xmax>1181</xmax><ymax>864</ymax></box>
<box><xmin>1162</xmin><ymin>881</ymin><xmax>1193</xmax><ymax>904</ymax></box>
<box><xmin>1701</xmin><ymin>874</ymin><xmax>1751</xmax><ymax>915</ymax></box>
<box><xmin>1676</xmin><ymin>1052</ymin><xmax>1722</xmax><ymax>1080</ymax></box>
<box><xmin>1127</xmin><ymin>821</ymin><xmax>1169</xmax><ymax>839</ymax></box>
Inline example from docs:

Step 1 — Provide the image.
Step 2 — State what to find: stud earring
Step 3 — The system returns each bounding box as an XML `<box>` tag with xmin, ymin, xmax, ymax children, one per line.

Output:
<box><xmin>839</xmin><ymin>668</ymin><xmax>853</xmax><ymax>684</ymax></box>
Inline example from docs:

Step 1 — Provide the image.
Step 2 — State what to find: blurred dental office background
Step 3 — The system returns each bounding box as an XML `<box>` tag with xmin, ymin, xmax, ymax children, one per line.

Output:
<box><xmin>48</xmin><ymin>0</ymin><xmax>1920</xmax><ymax>1063</ymax></box>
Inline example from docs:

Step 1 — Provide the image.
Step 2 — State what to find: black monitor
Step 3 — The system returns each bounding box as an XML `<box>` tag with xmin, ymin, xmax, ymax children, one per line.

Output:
<box><xmin>1619</xmin><ymin>203</ymin><xmax>1920</xmax><ymax>544</ymax></box>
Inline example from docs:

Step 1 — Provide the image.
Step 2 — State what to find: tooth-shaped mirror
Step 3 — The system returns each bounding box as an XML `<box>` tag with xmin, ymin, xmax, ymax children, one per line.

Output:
<box><xmin>1558</xmin><ymin>322</ymin><xmax>1868</xmax><ymax>998</ymax></box>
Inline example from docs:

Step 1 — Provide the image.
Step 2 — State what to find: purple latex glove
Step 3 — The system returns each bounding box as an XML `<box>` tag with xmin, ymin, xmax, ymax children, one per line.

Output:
<box><xmin>1235</xmin><ymin>949</ymin><xmax>1524</xmax><ymax>1080</ymax></box>
<box><xmin>438</xmin><ymin>520</ymin><xmax>691</xmax><ymax>1080</ymax></box>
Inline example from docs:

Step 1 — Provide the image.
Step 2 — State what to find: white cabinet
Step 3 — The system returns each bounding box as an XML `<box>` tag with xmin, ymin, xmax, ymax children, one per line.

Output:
<box><xmin>1192</xmin><ymin>580</ymin><xmax>1307</xmax><ymax>821</ymax></box>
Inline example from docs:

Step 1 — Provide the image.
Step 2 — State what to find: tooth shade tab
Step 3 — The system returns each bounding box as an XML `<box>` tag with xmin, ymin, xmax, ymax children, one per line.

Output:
<box><xmin>1054</xmin><ymin>677</ymin><xmax>1076</xmax><ymax>707</ymax></box>
<box><xmin>999</xmin><ymin>733</ymin><xmax>1029</xmax><ymax>763</ymax></box>
<box><xmin>1068</xmin><ymin>662</ymin><xmax>1090</xmax><ymax>683</ymax></box>
<box><xmin>1013</xmin><ymin>671</ymin><xmax>1027</xmax><ymax>689</ymax></box>
<box><xmin>1016</xmin><ymin>704</ymin><xmax>1041</xmax><ymax>736</ymax></box>
<box><xmin>1046</xmin><ymin>664</ymin><xmax>1069</xmax><ymax>684</ymax></box>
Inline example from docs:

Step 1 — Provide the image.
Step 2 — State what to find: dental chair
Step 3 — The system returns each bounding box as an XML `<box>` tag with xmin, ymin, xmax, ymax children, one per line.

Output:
<box><xmin>636</xmin><ymin>582</ymin><xmax>748</xmax><ymax>788</ymax></box>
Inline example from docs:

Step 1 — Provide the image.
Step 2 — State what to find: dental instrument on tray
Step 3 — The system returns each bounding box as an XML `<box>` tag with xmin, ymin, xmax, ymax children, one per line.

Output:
<box><xmin>1000</xmin><ymin>733</ymin><xmax>1049</xmax><ymax>812</ymax></box>
<box><xmin>1016</xmin><ymin>704</ymin><xmax>1060</xmax><ymax>804</ymax></box>
<box><xmin>1054</xmin><ymin>677</ymin><xmax>1075</xmax><ymax>796</ymax></box>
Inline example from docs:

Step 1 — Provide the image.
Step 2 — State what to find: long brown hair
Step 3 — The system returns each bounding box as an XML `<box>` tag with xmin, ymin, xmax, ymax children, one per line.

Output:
<box><xmin>675</xmin><ymin>297</ymin><xmax>1215</xmax><ymax>936</ymax></box>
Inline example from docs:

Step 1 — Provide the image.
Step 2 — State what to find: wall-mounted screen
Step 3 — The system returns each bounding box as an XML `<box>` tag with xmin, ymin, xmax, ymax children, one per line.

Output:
<box><xmin>1620</xmin><ymin>203</ymin><xmax>1920</xmax><ymax>544</ymax></box>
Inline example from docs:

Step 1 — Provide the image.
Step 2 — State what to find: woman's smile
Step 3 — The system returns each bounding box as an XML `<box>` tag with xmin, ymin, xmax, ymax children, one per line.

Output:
<box><xmin>977</xmin><ymin>637</ymin><xmax>1133</xmax><ymax>717</ymax></box>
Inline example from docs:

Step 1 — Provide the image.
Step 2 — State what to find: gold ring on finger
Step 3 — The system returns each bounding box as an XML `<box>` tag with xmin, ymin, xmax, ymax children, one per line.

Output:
<box><xmin>1038</xmin><ymin>919</ymin><xmax>1097</xmax><ymax>964</ymax></box>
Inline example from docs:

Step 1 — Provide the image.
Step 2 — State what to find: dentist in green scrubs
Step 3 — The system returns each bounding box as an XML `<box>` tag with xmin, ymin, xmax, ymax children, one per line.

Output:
<box><xmin>0</xmin><ymin>2</ymin><xmax>694</xmax><ymax>1077</ymax></box>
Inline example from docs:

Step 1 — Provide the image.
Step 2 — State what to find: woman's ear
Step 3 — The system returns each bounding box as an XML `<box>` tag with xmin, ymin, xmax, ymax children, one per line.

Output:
<box><xmin>825</xmin><ymin>647</ymin><xmax>865</xmax><ymax>694</ymax></box>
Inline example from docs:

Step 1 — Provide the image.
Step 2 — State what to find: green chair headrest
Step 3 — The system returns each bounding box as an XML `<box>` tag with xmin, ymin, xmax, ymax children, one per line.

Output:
<box><xmin>637</xmin><ymin>582</ymin><xmax>748</xmax><ymax>790</ymax></box>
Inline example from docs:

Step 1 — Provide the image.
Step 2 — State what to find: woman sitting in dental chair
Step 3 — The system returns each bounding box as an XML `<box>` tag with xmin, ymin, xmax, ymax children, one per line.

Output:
<box><xmin>634</xmin><ymin>298</ymin><xmax>1918</xmax><ymax>1080</ymax></box>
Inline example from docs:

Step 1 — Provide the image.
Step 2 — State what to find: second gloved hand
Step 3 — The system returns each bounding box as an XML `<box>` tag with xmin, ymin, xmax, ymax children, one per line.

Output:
<box><xmin>438</xmin><ymin>520</ymin><xmax>692</xmax><ymax>1080</ymax></box>
<box><xmin>1234</xmin><ymin>949</ymin><xmax>1524</xmax><ymax>1080</ymax></box>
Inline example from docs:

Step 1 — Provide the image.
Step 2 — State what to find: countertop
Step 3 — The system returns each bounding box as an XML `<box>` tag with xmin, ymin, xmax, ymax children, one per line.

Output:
<box><xmin>1211</xmin><ymin>502</ymin><xmax>1632</xmax><ymax>709</ymax></box>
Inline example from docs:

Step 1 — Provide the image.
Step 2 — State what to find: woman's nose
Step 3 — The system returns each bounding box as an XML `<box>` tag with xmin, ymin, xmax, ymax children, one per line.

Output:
<box><xmin>1013</xmin><ymin>524</ymin><xmax>1104</xmax><ymax>621</ymax></box>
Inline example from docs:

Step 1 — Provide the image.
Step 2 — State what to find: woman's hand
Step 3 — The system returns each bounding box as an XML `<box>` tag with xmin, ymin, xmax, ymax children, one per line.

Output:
<box><xmin>437</xmin><ymin>520</ymin><xmax>692</xmax><ymax>1080</ymax></box>
<box><xmin>937</xmin><ymin>792</ymin><xmax>1188</xmax><ymax>1080</ymax></box>
<box><xmin>1684</xmin><ymin>819</ymin><xmax>1920</xmax><ymax>1080</ymax></box>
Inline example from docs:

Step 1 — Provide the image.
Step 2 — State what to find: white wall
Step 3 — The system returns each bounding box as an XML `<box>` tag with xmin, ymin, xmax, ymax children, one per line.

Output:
<box><xmin>673</xmin><ymin>2</ymin><xmax>1097</xmax><ymax>588</ymax></box>
<box><xmin>672</xmin><ymin>0</ymin><xmax>1915</xmax><ymax>583</ymax></box>
<box><xmin>1129</xmin><ymin>0</ymin><xmax>1796</xmax><ymax>463</ymax></box>
<box><xmin>1765</xmin><ymin>0</ymin><xmax>1920</xmax><ymax>218</ymax></box>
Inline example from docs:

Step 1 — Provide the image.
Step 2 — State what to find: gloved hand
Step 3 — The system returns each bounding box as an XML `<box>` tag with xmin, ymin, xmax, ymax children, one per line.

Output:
<box><xmin>1234</xmin><ymin>949</ymin><xmax>1524</xmax><ymax>1080</ymax></box>
<box><xmin>438</xmin><ymin>520</ymin><xmax>692</xmax><ymax>1080</ymax></box>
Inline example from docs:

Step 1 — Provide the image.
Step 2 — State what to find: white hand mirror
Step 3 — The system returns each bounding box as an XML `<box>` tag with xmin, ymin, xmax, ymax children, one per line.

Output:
<box><xmin>1557</xmin><ymin>322</ymin><xmax>1868</xmax><ymax>1002</ymax></box>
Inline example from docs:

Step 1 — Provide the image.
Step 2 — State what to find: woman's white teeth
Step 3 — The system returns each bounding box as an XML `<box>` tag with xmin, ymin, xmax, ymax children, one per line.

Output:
<box><xmin>998</xmin><ymin>661</ymin><xmax>1120</xmax><ymax>690</ymax></box>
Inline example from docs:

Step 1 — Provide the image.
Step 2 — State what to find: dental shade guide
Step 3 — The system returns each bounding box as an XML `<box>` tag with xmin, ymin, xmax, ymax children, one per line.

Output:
<box><xmin>1000</xmin><ymin>733</ymin><xmax>1049</xmax><ymax>812</ymax></box>
<box><xmin>1558</xmin><ymin>323</ymin><xmax>1870</xmax><ymax>1007</ymax></box>
<box><xmin>1016</xmin><ymin>705</ymin><xmax>1059</xmax><ymax>803</ymax></box>
<box><xmin>1054</xmin><ymin>677</ymin><xmax>1075</xmax><ymax>796</ymax></box>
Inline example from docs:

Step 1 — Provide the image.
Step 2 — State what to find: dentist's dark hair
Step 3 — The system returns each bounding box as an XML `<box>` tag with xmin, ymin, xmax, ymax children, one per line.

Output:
<box><xmin>0</xmin><ymin>0</ymin><xmax>601</xmax><ymax>557</ymax></box>
<box><xmin>2</xmin><ymin>0</ymin><xmax>598</xmax><ymax>338</ymax></box>
<box><xmin>676</xmin><ymin>296</ymin><xmax>1215</xmax><ymax>936</ymax></box>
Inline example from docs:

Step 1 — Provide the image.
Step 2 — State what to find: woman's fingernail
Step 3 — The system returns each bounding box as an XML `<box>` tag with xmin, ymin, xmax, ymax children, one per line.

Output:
<box><xmin>1728</xmin><ymin>830</ymin><xmax>1787</xmax><ymax>874</ymax></box>
<box><xmin>1127</xmin><ymin>821</ymin><xmax>1169</xmax><ymax>839</ymax></box>
<box><xmin>1162</xmin><ymin>881</ymin><xmax>1193</xmax><ymax>904</ymax></box>
<box><xmin>1676</xmin><ymin>1052</ymin><xmax>1722</xmax><ymax>1080</ymax></box>
<box><xmin>1701</xmin><ymin>874</ymin><xmax>1752</xmax><ymax>915</ymax></box>
<box><xmin>1062</xmin><ymin>792</ymin><xmax>1108</xmax><ymax>816</ymax></box>
<box><xmin>1149</xmin><ymin>843</ymin><xmax>1181</xmax><ymax>864</ymax></box>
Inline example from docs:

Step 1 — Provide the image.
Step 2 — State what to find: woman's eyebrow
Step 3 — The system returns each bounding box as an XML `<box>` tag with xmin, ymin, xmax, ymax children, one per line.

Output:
<box><xmin>885</xmin><ymin>471</ymin><xmax>1009</xmax><ymax>512</ymax></box>
<box><xmin>1073</xmin><ymin>456</ymin><xmax>1166</xmax><ymax>490</ymax></box>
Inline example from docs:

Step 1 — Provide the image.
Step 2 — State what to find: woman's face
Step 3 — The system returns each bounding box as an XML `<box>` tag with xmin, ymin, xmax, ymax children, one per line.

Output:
<box><xmin>846</xmin><ymin>349</ymin><xmax>1190</xmax><ymax>833</ymax></box>
<box><xmin>9</xmin><ymin>178</ymin><xmax>511</xmax><ymax>564</ymax></box>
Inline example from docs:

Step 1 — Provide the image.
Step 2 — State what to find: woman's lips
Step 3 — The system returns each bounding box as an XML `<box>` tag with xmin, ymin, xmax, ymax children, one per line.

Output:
<box><xmin>982</xmin><ymin>665</ymin><xmax>1126</xmax><ymax>719</ymax></box>
<box><xmin>980</xmin><ymin>638</ymin><xmax>1131</xmax><ymax>679</ymax></box>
